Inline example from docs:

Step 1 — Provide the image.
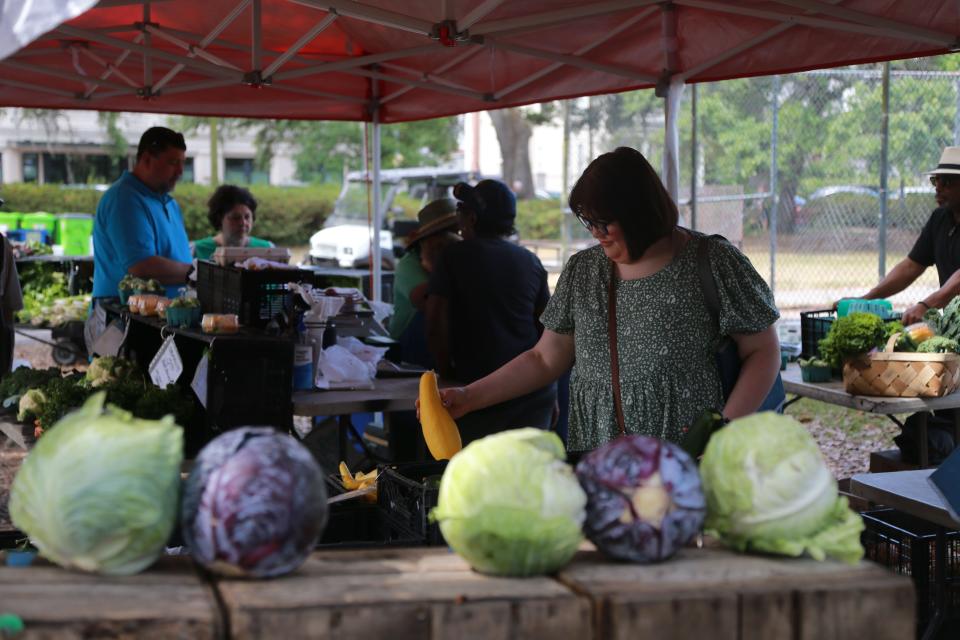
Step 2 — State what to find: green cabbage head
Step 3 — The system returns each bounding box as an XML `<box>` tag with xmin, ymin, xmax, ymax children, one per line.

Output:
<box><xmin>699</xmin><ymin>412</ymin><xmax>863</xmax><ymax>563</ymax></box>
<box><xmin>9</xmin><ymin>392</ymin><xmax>183</xmax><ymax>575</ymax></box>
<box><xmin>430</xmin><ymin>428</ymin><xmax>586</xmax><ymax>576</ymax></box>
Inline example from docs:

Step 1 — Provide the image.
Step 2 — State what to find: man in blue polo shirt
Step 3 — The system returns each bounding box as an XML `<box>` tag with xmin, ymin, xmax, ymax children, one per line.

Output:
<box><xmin>92</xmin><ymin>126</ymin><xmax>193</xmax><ymax>300</ymax></box>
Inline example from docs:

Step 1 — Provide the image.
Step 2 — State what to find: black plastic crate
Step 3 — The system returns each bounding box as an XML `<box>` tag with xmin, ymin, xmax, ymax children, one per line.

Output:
<box><xmin>861</xmin><ymin>508</ymin><xmax>960</xmax><ymax>627</ymax></box>
<box><xmin>204</xmin><ymin>336</ymin><xmax>294</xmax><ymax>433</ymax></box>
<box><xmin>378</xmin><ymin>461</ymin><xmax>447</xmax><ymax>546</ymax></box>
<box><xmin>800</xmin><ymin>308</ymin><xmax>836</xmax><ymax>359</ymax></box>
<box><xmin>320</xmin><ymin>476</ymin><xmax>422</xmax><ymax>549</ymax></box>
<box><xmin>197</xmin><ymin>261</ymin><xmax>318</xmax><ymax>328</ymax></box>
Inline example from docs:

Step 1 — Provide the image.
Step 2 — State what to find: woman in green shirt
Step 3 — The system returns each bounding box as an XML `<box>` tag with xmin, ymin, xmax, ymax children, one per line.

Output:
<box><xmin>193</xmin><ymin>184</ymin><xmax>273</xmax><ymax>260</ymax></box>
<box><xmin>436</xmin><ymin>147</ymin><xmax>781</xmax><ymax>453</ymax></box>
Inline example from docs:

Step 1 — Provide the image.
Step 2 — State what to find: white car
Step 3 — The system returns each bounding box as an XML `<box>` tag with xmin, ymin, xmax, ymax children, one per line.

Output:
<box><xmin>307</xmin><ymin>167</ymin><xmax>470</xmax><ymax>268</ymax></box>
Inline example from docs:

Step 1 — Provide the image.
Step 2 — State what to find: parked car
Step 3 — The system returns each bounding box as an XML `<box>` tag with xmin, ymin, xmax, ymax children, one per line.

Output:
<box><xmin>307</xmin><ymin>167</ymin><xmax>470</xmax><ymax>268</ymax></box>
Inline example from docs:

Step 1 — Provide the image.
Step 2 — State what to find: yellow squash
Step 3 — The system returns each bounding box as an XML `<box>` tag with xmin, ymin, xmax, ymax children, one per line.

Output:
<box><xmin>418</xmin><ymin>371</ymin><xmax>462</xmax><ymax>460</ymax></box>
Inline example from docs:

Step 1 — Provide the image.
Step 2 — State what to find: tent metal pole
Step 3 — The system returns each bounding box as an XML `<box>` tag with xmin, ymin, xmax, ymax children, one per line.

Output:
<box><xmin>251</xmin><ymin>0</ymin><xmax>262</xmax><ymax>73</ymax></box>
<box><xmin>879</xmin><ymin>62</ymin><xmax>890</xmax><ymax>278</ymax></box>
<box><xmin>675</xmin><ymin>0</ymin><xmax>954</xmax><ymax>46</ymax></box>
<box><xmin>486</xmin><ymin>40</ymin><xmax>658</xmax><ymax>84</ymax></box>
<box><xmin>371</xmin><ymin>81</ymin><xmax>383</xmax><ymax>304</ymax></box>
<box><xmin>770</xmin><ymin>75</ymin><xmax>780</xmax><ymax>294</ymax></box>
<box><xmin>474</xmin><ymin>0</ymin><xmax>659</xmax><ymax>36</ymax></box>
<box><xmin>143</xmin><ymin>2</ymin><xmax>153</xmax><ymax>91</ymax></box>
<box><xmin>491</xmin><ymin>8</ymin><xmax>656</xmax><ymax>101</ymax></box>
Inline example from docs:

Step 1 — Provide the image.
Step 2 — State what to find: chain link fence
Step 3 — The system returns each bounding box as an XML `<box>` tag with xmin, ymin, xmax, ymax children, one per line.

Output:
<box><xmin>560</xmin><ymin>55</ymin><xmax>960</xmax><ymax>317</ymax></box>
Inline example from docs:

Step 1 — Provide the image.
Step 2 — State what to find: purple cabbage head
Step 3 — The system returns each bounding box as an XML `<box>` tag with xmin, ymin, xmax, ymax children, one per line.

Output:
<box><xmin>181</xmin><ymin>427</ymin><xmax>328</xmax><ymax>578</ymax></box>
<box><xmin>576</xmin><ymin>435</ymin><xmax>705</xmax><ymax>563</ymax></box>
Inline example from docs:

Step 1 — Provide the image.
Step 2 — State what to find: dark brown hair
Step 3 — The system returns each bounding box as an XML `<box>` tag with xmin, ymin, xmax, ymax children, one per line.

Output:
<box><xmin>136</xmin><ymin>126</ymin><xmax>186</xmax><ymax>161</ymax></box>
<box><xmin>207</xmin><ymin>184</ymin><xmax>258</xmax><ymax>230</ymax></box>
<box><xmin>569</xmin><ymin>147</ymin><xmax>678</xmax><ymax>260</ymax></box>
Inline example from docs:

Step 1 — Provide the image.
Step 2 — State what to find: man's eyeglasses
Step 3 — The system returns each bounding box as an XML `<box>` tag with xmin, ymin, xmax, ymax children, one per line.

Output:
<box><xmin>575</xmin><ymin>211</ymin><xmax>610</xmax><ymax>236</ymax></box>
<box><xmin>930</xmin><ymin>174</ymin><xmax>959</xmax><ymax>188</ymax></box>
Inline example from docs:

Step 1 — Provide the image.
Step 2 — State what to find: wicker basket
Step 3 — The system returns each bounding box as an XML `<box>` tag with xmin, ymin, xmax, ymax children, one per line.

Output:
<box><xmin>842</xmin><ymin>333</ymin><xmax>960</xmax><ymax>397</ymax></box>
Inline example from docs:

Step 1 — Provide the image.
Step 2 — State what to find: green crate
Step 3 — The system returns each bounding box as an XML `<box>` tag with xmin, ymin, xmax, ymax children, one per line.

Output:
<box><xmin>56</xmin><ymin>214</ymin><xmax>93</xmax><ymax>256</ymax></box>
<box><xmin>20</xmin><ymin>212</ymin><xmax>57</xmax><ymax>240</ymax></box>
<box><xmin>0</xmin><ymin>212</ymin><xmax>21</xmax><ymax>234</ymax></box>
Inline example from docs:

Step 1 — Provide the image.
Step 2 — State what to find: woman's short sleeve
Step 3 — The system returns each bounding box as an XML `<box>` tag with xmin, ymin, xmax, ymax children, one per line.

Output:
<box><xmin>709</xmin><ymin>238</ymin><xmax>780</xmax><ymax>335</ymax></box>
<box><xmin>540</xmin><ymin>251</ymin><xmax>582</xmax><ymax>334</ymax></box>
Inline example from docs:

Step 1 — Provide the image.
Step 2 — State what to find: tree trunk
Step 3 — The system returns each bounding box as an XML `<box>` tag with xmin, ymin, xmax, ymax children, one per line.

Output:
<box><xmin>488</xmin><ymin>108</ymin><xmax>535</xmax><ymax>199</ymax></box>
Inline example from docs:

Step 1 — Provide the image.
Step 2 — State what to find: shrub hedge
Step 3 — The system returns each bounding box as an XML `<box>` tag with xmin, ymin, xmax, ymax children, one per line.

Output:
<box><xmin>0</xmin><ymin>182</ymin><xmax>340</xmax><ymax>247</ymax></box>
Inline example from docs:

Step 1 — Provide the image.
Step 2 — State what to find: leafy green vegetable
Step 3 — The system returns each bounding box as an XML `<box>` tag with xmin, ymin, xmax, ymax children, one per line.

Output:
<box><xmin>17</xmin><ymin>389</ymin><xmax>46</xmax><ymax>422</ymax></box>
<box><xmin>0</xmin><ymin>366</ymin><xmax>61</xmax><ymax>401</ymax></box>
<box><xmin>940</xmin><ymin>296</ymin><xmax>960</xmax><ymax>343</ymax></box>
<box><xmin>85</xmin><ymin>356</ymin><xmax>138</xmax><ymax>388</ymax></box>
<box><xmin>818</xmin><ymin>312</ymin><xmax>896</xmax><ymax>369</ymax></box>
<box><xmin>8</xmin><ymin>393</ymin><xmax>183</xmax><ymax>575</ymax></box>
<box><xmin>168</xmin><ymin>297</ymin><xmax>200</xmax><ymax>308</ymax></box>
<box><xmin>699</xmin><ymin>413</ymin><xmax>864</xmax><ymax>564</ymax></box>
<box><xmin>430</xmin><ymin>428</ymin><xmax>586</xmax><ymax>576</ymax></box>
<box><xmin>916</xmin><ymin>336</ymin><xmax>960</xmax><ymax>353</ymax></box>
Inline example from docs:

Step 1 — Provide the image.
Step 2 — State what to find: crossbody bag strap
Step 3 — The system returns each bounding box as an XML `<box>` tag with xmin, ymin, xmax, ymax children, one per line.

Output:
<box><xmin>607</xmin><ymin>262</ymin><xmax>627</xmax><ymax>437</ymax></box>
<box><xmin>696</xmin><ymin>234</ymin><xmax>722</xmax><ymax>325</ymax></box>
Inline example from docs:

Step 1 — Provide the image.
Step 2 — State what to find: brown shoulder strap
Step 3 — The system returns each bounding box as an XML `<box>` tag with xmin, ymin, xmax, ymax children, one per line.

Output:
<box><xmin>607</xmin><ymin>262</ymin><xmax>626</xmax><ymax>437</ymax></box>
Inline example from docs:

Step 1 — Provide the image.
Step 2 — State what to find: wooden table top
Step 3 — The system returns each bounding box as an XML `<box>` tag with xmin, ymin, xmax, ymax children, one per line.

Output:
<box><xmin>782</xmin><ymin>362</ymin><xmax>960</xmax><ymax>414</ymax></box>
<box><xmin>850</xmin><ymin>469</ymin><xmax>960</xmax><ymax>529</ymax></box>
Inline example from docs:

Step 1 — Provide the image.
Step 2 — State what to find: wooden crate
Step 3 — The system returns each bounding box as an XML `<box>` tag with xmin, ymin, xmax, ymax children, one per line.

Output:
<box><xmin>0</xmin><ymin>556</ymin><xmax>222</xmax><ymax>639</ymax></box>
<box><xmin>213</xmin><ymin>547</ymin><xmax>592</xmax><ymax>640</ymax></box>
<box><xmin>557</xmin><ymin>546</ymin><xmax>915</xmax><ymax>640</ymax></box>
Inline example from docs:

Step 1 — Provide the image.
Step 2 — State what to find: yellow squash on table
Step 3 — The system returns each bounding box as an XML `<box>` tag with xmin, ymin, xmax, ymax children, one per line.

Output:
<box><xmin>418</xmin><ymin>371</ymin><xmax>462</xmax><ymax>460</ymax></box>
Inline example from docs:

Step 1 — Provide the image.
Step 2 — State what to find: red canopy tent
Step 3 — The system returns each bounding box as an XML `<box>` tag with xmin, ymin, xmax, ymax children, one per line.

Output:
<box><xmin>1</xmin><ymin>0</ymin><xmax>958</xmax><ymax>295</ymax></box>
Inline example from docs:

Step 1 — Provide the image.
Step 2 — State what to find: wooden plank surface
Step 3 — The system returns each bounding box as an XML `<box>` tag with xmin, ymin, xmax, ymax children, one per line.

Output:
<box><xmin>0</xmin><ymin>556</ymin><xmax>223</xmax><ymax>639</ymax></box>
<box><xmin>557</xmin><ymin>547</ymin><xmax>915</xmax><ymax>640</ymax></box>
<box><xmin>851</xmin><ymin>469</ymin><xmax>960</xmax><ymax>529</ymax></box>
<box><xmin>782</xmin><ymin>362</ymin><xmax>960</xmax><ymax>413</ymax></box>
<box><xmin>215</xmin><ymin>547</ymin><xmax>591</xmax><ymax>640</ymax></box>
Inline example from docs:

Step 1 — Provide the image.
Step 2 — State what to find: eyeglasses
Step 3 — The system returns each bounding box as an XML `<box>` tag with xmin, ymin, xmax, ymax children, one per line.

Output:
<box><xmin>930</xmin><ymin>174</ymin><xmax>959</xmax><ymax>188</ymax></box>
<box><xmin>575</xmin><ymin>211</ymin><xmax>610</xmax><ymax>236</ymax></box>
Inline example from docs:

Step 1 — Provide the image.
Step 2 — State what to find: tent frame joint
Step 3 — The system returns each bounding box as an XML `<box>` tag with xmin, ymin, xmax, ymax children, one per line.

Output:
<box><xmin>430</xmin><ymin>20</ymin><xmax>469</xmax><ymax>47</ymax></box>
<box><xmin>243</xmin><ymin>69</ymin><xmax>271</xmax><ymax>87</ymax></box>
<box><xmin>136</xmin><ymin>85</ymin><xmax>158</xmax><ymax>99</ymax></box>
<box><xmin>655</xmin><ymin>69</ymin><xmax>673</xmax><ymax>97</ymax></box>
<box><xmin>134</xmin><ymin>20</ymin><xmax>160</xmax><ymax>33</ymax></box>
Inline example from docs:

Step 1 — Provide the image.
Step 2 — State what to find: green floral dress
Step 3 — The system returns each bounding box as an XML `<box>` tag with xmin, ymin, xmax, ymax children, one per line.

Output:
<box><xmin>540</xmin><ymin>232</ymin><xmax>779</xmax><ymax>451</ymax></box>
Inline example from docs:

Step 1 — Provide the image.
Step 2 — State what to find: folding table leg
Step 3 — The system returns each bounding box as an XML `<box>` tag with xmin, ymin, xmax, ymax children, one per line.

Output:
<box><xmin>918</xmin><ymin>412</ymin><xmax>929</xmax><ymax>469</ymax></box>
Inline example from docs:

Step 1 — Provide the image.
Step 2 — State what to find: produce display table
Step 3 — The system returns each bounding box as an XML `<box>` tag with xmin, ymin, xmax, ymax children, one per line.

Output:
<box><xmin>782</xmin><ymin>362</ymin><xmax>960</xmax><ymax>468</ymax></box>
<box><xmin>0</xmin><ymin>556</ymin><xmax>222</xmax><ymax>639</ymax></box>
<box><xmin>0</xmin><ymin>546</ymin><xmax>913</xmax><ymax>639</ymax></box>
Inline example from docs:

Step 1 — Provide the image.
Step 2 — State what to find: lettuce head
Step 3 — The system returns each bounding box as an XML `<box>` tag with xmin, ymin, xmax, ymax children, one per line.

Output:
<box><xmin>699</xmin><ymin>412</ymin><xmax>863</xmax><ymax>563</ymax></box>
<box><xmin>9</xmin><ymin>392</ymin><xmax>183</xmax><ymax>575</ymax></box>
<box><xmin>430</xmin><ymin>428</ymin><xmax>586</xmax><ymax>576</ymax></box>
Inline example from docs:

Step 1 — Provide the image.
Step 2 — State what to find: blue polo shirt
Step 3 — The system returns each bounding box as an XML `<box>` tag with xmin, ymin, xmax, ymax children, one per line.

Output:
<box><xmin>93</xmin><ymin>171</ymin><xmax>192</xmax><ymax>299</ymax></box>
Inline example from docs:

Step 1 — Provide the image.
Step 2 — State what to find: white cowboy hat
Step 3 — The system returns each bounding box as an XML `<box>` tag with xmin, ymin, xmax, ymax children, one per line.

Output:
<box><xmin>926</xmin><ymin>146</ymin><xmax>960</xmax><ymax>175</ymax></box>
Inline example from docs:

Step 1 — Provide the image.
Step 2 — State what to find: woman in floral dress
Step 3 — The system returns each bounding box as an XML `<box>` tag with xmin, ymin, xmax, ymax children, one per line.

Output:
<box><xmin>439</xmin><ymin>147</ymin><xmax>781</xmax><ymax>453</ymax></box>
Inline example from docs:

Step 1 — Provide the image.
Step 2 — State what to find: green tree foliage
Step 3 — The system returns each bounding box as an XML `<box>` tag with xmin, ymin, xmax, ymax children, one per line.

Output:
<box><xmin>239</xmin><ymin>117</ymin><xmax>460</xmax><ymax>183</ymax></box>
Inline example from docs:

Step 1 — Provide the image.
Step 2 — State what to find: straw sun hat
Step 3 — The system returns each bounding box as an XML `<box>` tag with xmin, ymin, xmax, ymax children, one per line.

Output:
<box><xmin>927</xmin><ymin>146</ymin><xmax>960</xmax><ymax>175</ymax></box>
<box><xmin>406</xmin><ymin>198</ymin><xmax>458</xmax><ymax>246</ymax></box>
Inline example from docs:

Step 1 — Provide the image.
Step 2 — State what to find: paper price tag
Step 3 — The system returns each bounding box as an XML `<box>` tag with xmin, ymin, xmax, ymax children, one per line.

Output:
<box><xmin>191</xmin><ymin>352</ymin><xmax>209</xmax><ymax>409</ymax></box>
<box><xmin>91</xmin><ymin>319</ymin><xmax>128</xmax><ymax>357</ymax></box>
<box><xmin>149</xmin><ymin>335</ymin><xmax>183</xmax><ymax>389</ymax></box>
<box><xmin>84</xmin><ymin>303</ymin><xmax>108</xmax><ymax>354</ymax></box>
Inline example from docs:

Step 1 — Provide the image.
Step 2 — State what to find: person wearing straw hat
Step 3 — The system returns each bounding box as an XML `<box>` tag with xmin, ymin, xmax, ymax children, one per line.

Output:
<box><xmin>845</xmin><ymin>146</ymin><xmax>960</xmax><ymax>325</ymax></box>
<box><xmin>389</xmin><ymin>198</ymin><xmax>460</xmax><ymax>367</ymax></box>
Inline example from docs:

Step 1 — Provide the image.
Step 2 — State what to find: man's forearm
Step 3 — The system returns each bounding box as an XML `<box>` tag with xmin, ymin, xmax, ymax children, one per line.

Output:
<box><xmin>864</xmin><ymin>258</ymin><xmax>924</xmax><ymax>299</ymax></box>
<box><xmin>923</xmin><ymin>269</ymin><xmax>960</xmax><ymax>309</ymax></box>
<box><xmin>128</xmin><ymin>256</ymin><xmax>191</xmax><ymax>285</ymax></box>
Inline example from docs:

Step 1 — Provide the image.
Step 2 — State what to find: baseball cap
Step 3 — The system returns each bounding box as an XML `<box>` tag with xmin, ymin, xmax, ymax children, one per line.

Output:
<box><xmin>453</xmin><ymin>179</ymin><xmax>516</xmax><ymax>224</ymax></box>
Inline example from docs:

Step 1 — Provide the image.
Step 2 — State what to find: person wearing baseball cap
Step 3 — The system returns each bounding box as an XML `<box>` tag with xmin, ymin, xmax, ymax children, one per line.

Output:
<box><xmin>842</xmin><ymin>145</ymin><xmax>960</xmax><ymax>325</ymax></box>
<box><xmin>425</xmin><ymin>179</ymin><xmax>556</xmax><ymax>444</ymax></box>
<box><xmin>389</xmin><ymin>198</ymin><xmax>460</xmax><ymax>367</ymax></box>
